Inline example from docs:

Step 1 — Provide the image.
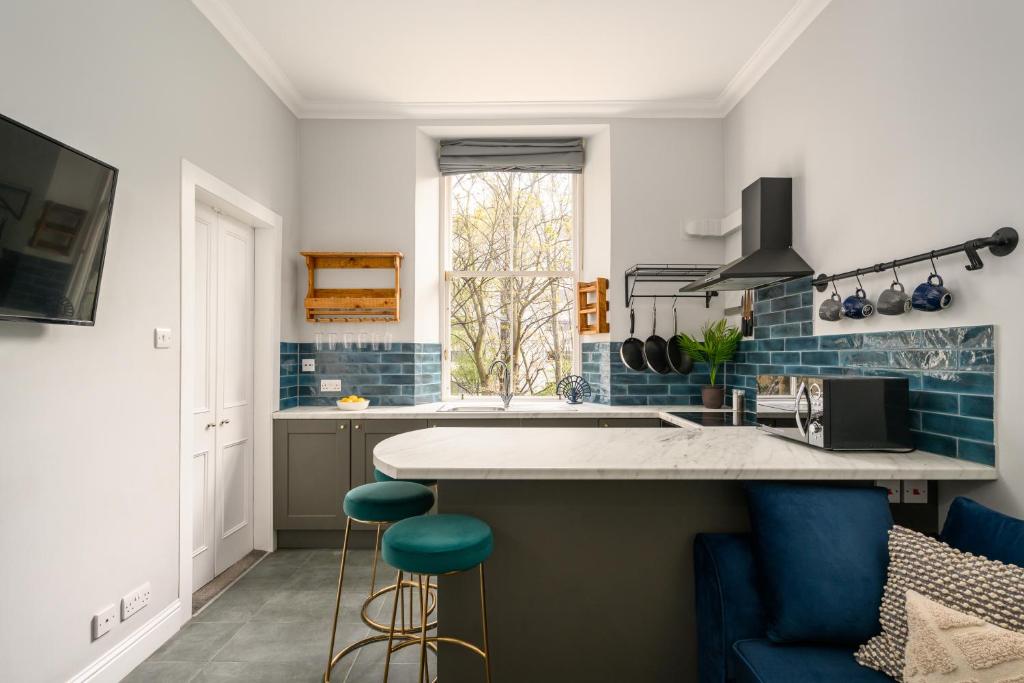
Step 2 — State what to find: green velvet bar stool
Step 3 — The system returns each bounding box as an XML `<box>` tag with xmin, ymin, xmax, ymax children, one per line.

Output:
<box><xmin>381</xmin><ymin>514</ymin><xmax>494</xmax><ymax>683</ymax></box>
<box><xmin>371</xmin><ymin>468</ymin><xmax>440</xmax><ymax>639</ymax></box>
<box><xmin>324</xmin><ymin>480</ymin><xmax>436</xmax><ymax>683</ymax></box>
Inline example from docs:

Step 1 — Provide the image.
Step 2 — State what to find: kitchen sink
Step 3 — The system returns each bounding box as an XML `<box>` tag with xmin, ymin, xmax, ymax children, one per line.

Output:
<box><xmin>437</xmin><ymin>405</ymin><xmax>508</xmax><ymax>413</ymax></box>
<box><xmin>436</xmin><ymin>403</ymin><xmax>579</xmax><ymax>413</ymax></box>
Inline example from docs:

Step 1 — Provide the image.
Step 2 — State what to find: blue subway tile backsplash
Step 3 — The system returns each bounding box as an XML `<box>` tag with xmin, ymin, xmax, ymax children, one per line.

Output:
<box><xmin>721</xmin><ymin>275</ymin><xmax>996</xmax><ymax>466</ymax></box>
<box><xmin>279</xmin><ymin>341</ymin><xmax>442</xmax><ymax>409</ymax></box>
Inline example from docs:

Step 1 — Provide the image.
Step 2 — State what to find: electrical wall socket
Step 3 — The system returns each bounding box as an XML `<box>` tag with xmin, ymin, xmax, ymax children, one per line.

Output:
<box><xmin>121</xmin><ymin>582</ymin><xmax>151</xmax><ymax>621</ymax></box>
<box><xmin>902</xmin><ymin>480</ymin><xmax>928</xmax><ymax>504</ymax></box>
<box><xmin>875</xmin><ymin>480</ymin><xmax>901</xmax><ymax>504</ymax></box>
<box><xmin>320</xmin><ymin>379</ymin><xmax>341</xmax><ymax>392</ymax></box>
<box><xmin>301</xmin><ymin>358</ymin><xmax>316</xmax><ymax>373</ymax></box>
<box><xmin>92</xmin><ymin>604</ymin><xmax>117</xmax><ymax>640</ymax></box>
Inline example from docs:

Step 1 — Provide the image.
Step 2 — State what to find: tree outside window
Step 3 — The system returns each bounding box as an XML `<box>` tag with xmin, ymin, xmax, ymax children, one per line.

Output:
<box><xmin>444</xmin><ymin>171</ymin><xmax>577</xmax><ymax>398</ymax></box>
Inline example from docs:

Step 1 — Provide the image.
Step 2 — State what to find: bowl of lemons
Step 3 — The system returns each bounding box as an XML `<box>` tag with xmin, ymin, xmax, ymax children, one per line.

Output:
<box><xmin>336</xmin><ymin>395</ymin><xmax>370</xmax><ymax>411</ymax></box>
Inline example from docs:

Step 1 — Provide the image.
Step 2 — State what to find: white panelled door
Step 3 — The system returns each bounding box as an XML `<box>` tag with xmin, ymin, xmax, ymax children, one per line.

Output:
<box><xmin>192</xmin><ymin>202</ymin><xmax>255</xmax><ymax>590</ymax></box>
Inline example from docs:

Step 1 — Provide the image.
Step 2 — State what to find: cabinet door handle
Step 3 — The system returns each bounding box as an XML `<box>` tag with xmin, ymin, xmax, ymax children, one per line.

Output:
<box><xmin>219</xmin><ymin>419</ymin><xmax>230</xmax><ymax>426</ymax></box>
<box><xmin>339</xmin><ymin>424</ymin><xmax>346</xmax><ymax>430</ymax></box>
<box><xmin>205</xmin><ymin>423</ymin><xmax>216</xmax><ymax>430</ymax></box>
<box><xmin>354</xmin><ymin>424</ymin><xmax>360</xmax><ymax>430</ymax></box>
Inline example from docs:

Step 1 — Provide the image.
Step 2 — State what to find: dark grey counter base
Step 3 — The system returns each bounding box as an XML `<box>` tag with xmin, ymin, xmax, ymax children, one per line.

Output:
<box><xmin>434</xmin><ymin>480</ymin><xmax>937</xmax><ymax>683</ymax></box>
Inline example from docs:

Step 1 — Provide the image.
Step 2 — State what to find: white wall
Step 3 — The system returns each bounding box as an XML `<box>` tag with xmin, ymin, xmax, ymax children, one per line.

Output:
<box><xmin>413</xmin><ymin>130</ymin><xmax>441</xmax><ymax>343</ymax></box>
<box><xmin>609</xmin><ymin>119</ymin><xmax>725</xmax><ymax>338</ymax></box>
<box><xmin>0</xmin><ymin>2</ymin><xmax>298</xmax><ymax>680</ymax></box>
<box><xmin>297</xmin><ymin>118</ymin><xmax>726</xmax><ymax>343</ymax></box>
<box><xmin>297</xmin><ymin>120</ymin><xmax>417</xmax><ymax>342</ymax></box>
<box><xmin>722</xmin><ymin>0</ymin><xmax>1024</xmax><ymax>517</ymax></box>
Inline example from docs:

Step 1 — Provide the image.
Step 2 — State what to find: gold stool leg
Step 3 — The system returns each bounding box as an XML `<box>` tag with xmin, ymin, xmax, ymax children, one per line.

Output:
<box><xmin>324</xmin><ymin>517</ymin><xmax>352</xmax><ymax>683</ymax></box>
<box><xmin>418</xmin><ymin>574</ymin><xmax>429</xmax><ymax>683</ymax></box>
<box><xmin>383</xmin><ymin>569</ymin><xmax>404</xmax><ymax>683</ymax></box>
<box><xmin>369</xmin><ymin>522</ymin><xmax>382</xmax><ymax>594</ymax></box>
<box><xmin>480</xmin><ymin>564</ymin><xmax>491</xmax><ymax>683</ymax></box>
<box><xmin>420</xmin><ymin>575</ymin><xmax>431</xmax><ymax>683</ymax></box>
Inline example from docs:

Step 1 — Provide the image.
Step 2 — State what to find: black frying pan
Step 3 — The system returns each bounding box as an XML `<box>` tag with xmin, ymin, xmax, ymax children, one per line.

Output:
<box><xmin>643</xmin><ymin>300</ymin><xmax>671</xmax><ymax>374</ymax></box>
<box><xmin>620</xmin><ymin>307</ymin><xmax>646</xmax><ymax>371</ymax></box>
<box><xmin>667</xmin><ymin>301</ymin><xmax>694</xmax><ymax>374</ymax></box>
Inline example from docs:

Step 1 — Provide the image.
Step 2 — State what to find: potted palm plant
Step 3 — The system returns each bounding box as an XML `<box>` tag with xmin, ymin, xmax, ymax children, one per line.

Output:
<box><xmin>675</xmin><ymin>319</ymin><xmax>743</xmax><ymax>409</ymax></box>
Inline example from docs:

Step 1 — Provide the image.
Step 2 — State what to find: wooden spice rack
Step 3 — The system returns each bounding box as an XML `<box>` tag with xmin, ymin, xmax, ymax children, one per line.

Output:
<box><xmin>302</xmin><ymin>252</ymin><xmax>403</xmax><ymax>323</ymax></box>
<box><xmin>577</xmin><ymin>277</ymin><xmax>609</xmax><ymax>335</ymax></box>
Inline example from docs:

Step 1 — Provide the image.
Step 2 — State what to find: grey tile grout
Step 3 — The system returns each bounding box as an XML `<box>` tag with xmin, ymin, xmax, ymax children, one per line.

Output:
<box><xmin>190</xmin><ymin>551</ymin><xmax>316</xmax><ymax>670</ymax></box>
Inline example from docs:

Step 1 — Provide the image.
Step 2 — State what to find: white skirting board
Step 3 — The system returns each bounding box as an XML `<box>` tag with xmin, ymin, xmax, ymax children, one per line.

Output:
<box><xmin>67</xmin><ymin>600</ymin><xmax>182</xmax><ymax>683</ymax></box>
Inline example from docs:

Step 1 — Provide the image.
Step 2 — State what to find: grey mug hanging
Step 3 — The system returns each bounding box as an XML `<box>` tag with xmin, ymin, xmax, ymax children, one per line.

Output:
<box><xmin>877</xmin><ymin>281</ymin><xmax>912</xmax><ymax>315</ymax></box>
<box><xmin>819</xmin><ymin>291</ymin><xmax>843</xmax><ymax>321</ymax></box>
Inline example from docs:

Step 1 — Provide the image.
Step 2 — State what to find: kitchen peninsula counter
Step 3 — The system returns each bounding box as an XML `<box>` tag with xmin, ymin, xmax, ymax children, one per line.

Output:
<box><xmin>373</xmin><ymin>423</ymin><xmax>997</xmax><ymax>481</ymax></box>
<box><xmin>367</xmin><ymin>420</ymin><xmax>994</xmax><ymax>682</ymax></box>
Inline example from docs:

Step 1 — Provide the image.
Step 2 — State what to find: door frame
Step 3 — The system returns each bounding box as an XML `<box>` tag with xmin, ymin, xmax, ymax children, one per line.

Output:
<box><xmin>179</xmin><ymin>160</ymin><xmax>282</xmax><ymax>622</ymax></box>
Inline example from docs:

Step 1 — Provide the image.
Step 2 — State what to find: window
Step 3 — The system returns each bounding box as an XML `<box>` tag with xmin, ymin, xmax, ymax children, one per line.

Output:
<box><xmin>442</xmin><ymin>172</ymin><xmax>579</xmax><ymax>399</ymax></box>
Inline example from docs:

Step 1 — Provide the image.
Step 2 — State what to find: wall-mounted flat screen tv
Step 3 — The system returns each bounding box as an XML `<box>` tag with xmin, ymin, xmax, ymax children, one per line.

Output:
<box><xmin>0</xmin><ymin>113</ymin><xmax>118</xmax><ymax>325</ymax></box>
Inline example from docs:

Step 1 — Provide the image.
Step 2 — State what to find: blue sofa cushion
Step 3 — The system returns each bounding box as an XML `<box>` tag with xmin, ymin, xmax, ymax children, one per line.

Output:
<box><xmin>694</xmin><ymin>534</ymin><xmax>769</xmax><ymax>683</ymax></box>
<box><xmin>940</xmin><ymin>496</ymin><xmax>1024</xmax><ymax>568</ymax></box>
<box><xmin>732</xmin><ymin>639</ymin><xmax>892</xmax><ymax>683</ymax></box>
<box><xmin>745</xmin><ymin>483</ymin><xmax>893</xmax><ymax>644</ymax></box>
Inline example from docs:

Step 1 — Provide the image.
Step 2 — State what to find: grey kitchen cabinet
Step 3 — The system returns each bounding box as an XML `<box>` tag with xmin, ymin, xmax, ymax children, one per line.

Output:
<box><xmin>598</xmin><ymin>418</ymin><xmax>662</xmax><ymax>428</ymax></box>
<box><xmin>523</xmin><ymin>418</ymin><xmax>599</xmax><ymax>428</ymax></box>
<box><xmin>273</xmin><ymin>419</ymin><xmax>351</xmax><ymax>530</ymax></box>
<box><xmin>273</xmin><ymin>415</ymin><xmax>662</xmax><ymax>536</ymax></box>
<box><xmin>350</xmin><ymin>419</ymin><xmax>430</xmax><ymax>531</ymax></box>
<box><xmin>427</xmin><ymin>418</ymin><xmax>518</xmax><ymax>428</ymax></box>
<box><xmin>350</xmin><ymin>419</ymin><xmax>430</xmax><ymax>487</ymax></box>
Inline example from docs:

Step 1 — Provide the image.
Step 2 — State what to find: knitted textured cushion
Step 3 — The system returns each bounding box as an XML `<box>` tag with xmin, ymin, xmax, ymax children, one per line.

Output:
<box><xmin>902</xmin><ymin>590</ymin><xmax>1024</xmax><ymax>682</ymax></box>
<box><xmin>855</xmin><ymin>526</ymin><xmax>1024</xmax><ymax>681</ymax></box>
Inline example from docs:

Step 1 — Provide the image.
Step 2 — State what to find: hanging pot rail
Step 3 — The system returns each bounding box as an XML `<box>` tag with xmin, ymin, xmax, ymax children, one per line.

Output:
<box><xmin>624</xmin><ymin>264</ymin><xmax>721</xmax><ymax>309</ymax></box>
<box><xmin>811</xmin><ymin>227</ymin><xmax>1018</xmax><ymax>292</ymax></box>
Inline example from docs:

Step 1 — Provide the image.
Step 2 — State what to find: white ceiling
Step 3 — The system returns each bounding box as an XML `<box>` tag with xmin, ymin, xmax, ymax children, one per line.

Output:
<box><xmin>194</xmin><ymin>0</ymin><xmax>832</xmax><ymax>119</ymax></box>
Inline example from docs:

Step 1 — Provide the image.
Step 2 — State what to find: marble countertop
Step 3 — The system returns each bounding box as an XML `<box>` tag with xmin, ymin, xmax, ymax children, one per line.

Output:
<box><xmin>372</xmin><ymin>424</ymin><xmax>998</xmax><ymax>481</ymax></box>
<box><xmin>273</xmin><ymin>402</ymin><xmax>724</xmax><ymax>421</ymax></box>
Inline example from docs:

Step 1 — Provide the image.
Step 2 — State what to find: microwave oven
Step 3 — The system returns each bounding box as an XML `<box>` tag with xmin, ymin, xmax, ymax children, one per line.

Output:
<box><xmin>755</xmin><ymin>375</ymin><xmax>914</xmax><ymax>451</ymax></box>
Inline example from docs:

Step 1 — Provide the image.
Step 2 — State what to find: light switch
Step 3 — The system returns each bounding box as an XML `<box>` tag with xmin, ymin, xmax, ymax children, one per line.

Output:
<box><xmin>301</xmin><ymin>358</ymin><xmax>316</xmax><ymax>373</ymax></box>
<box><xmin>154</xmin><ymin>328</ymin><xmax>172</xmax><ymax>349</ymax></box>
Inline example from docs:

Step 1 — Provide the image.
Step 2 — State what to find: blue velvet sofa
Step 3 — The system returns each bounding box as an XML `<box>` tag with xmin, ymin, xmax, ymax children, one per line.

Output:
<box><xmin>694</xmin><ymin>495</ymin><xmax>1024</xmax><ymax>683</ymax></box>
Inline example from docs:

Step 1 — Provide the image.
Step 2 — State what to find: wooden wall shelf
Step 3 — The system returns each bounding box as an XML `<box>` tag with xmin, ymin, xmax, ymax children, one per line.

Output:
<box><xmin>302</xmin><ymin>251</ymin><xmax>403</xmax><ymax>323</ymax></box>
<box><xmin>577</xmin><ymin>277</ymin><xmax>609</xmax><ymax>335</ymax></box>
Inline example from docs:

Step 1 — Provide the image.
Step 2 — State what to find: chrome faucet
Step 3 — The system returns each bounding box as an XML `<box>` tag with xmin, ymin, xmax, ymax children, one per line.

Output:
<box><xmin>489</xmin><ymin>359</ymin><xmax>513</xmax><ymax>410</ymax></box>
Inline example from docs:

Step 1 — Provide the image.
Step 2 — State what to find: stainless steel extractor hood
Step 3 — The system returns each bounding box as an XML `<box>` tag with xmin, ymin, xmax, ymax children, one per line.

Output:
<box><xmin>679</xmin><ymin>177</ymin><xmax>812</xmax><ymax>292</ymax></box>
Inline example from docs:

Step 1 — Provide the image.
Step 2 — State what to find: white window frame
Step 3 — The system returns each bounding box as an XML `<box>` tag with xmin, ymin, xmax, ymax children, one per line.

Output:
<box><xmin>440</xmin><ymin>173</ymin><xmax>582</xmax><ymax>401</ymax></box>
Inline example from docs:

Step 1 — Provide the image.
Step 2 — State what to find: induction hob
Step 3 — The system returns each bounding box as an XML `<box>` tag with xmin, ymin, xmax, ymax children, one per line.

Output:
<box><xmin>666</xmin><ymin>411</ymin><xmax>758</xmax><ymax>427</ymax></box>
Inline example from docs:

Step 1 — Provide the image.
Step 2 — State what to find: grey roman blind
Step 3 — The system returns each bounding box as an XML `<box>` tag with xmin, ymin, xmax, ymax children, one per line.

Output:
<box><xmin>438</xmin><ymin>138</ymin><xmax>584</xmax><ymax>175</ymax></box>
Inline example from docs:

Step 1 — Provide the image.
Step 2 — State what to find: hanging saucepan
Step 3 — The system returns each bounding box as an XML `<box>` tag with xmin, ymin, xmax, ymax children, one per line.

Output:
<box><xmin>620</xmin><ymin>306</ymin><xmax>647</xmax><ymax>371</ymax></box>
<box><xmin>643</xmin><ymin>299</ymin><xmax>672</xmax><ymax>374</ymax></box>
<box><xmin>667</xmin><ymin>298</ymin><xmax>694</xmax><ymax>374</ymax></box>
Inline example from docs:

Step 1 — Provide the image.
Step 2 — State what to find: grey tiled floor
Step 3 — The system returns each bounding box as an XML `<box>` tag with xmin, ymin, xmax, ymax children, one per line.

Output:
<box><xmin>125</xmin><ymin>550</ymin><xmax>436</xmax><ymax>682</ymax></box>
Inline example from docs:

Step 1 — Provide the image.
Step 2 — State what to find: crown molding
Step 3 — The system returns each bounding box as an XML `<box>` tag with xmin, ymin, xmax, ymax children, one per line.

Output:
<box><xmin>194</xmin><ymin>0</ymin><xmax>832</xmax><ymax>120</ymax></box>
<box><xmin>192</xmin><ymin>0</ymin><xmax>303</xmax><ymax>115</ymax></box>
<box><xmin>298</xmin><ymin>98</ymin><xmax>722</xmax><ymax>120</ymax></box>
<box><xmin>715</xmin><ymin>0</ymin><xmax>833</xmax><ymax>116</ymax></box>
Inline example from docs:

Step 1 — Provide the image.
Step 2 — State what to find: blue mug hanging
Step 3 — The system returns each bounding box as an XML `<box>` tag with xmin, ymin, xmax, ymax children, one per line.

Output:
<box><xmin>842</xmin><ymin>287</ymin><xmax>874</xmax><ymax>319</ymax></box>
<box><xmin>912</xmin><ymin>273</ymin><xmax>953</xmax><ymax>311</ymax></box>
